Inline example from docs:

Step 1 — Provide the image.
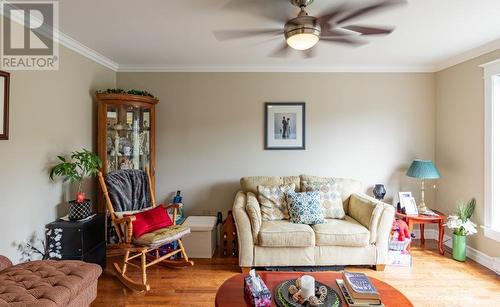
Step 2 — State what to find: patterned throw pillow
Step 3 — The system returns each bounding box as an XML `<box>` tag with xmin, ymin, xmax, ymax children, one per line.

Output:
<box><xmin>302</xmin><ymin>181</ymin><xmax>345</xmax><ymax>219</ymax></box>
<box><xmin>258</xmin><ymin>184</ymin><xmax>295</xmax><ymax>221</ymax></box>
<box><xmin>286</xmin><ymin>191</ymin><xmax>325</xmax><ymax>225</ymax></box>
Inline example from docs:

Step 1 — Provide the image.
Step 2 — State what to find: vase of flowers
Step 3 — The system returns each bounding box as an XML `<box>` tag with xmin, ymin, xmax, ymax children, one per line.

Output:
<box><xmin>445</xmin><ymin>198</ymin><xmax>477</xmax><ymax>261</ymax></box>
<box><xmin>49</xmin><ymin>149</ymin><xmax>102</xmax><ymax>220</ymax></box>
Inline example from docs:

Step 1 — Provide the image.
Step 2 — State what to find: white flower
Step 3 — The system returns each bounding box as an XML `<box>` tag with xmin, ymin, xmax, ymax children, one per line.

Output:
<box><xmin>463</xmin><ymin>220</ymin><xmax>477</xmax><ymax>235</ymax></box>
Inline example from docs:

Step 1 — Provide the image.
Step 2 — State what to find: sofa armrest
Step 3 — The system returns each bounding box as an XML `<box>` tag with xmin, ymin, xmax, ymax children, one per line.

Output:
<box><xmin>348</xmin><ymin>193</ymin><xmax>393</xmax><ymax>244</ymax></box>
<box><xmin>0</xmin><ymin>255</ymin><xmax>12</xmax><ymax>272</ymax></box>
<box><xmin>232</xmin><ymin>191</ymin><xmax>253</xmax><ymax>267</ymax></box>
<box><xmin>245</xmin><ymin>192</ymin><xmax>262</xmax><ymax>243</ymax></box>
<box><xmin>375</xmin><ymin>203</ymin><xmax>396</xmax><ymax>264</ymax></box>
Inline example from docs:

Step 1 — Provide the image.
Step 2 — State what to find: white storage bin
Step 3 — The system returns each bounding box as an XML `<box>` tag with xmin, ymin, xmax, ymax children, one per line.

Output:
<box><xmin>182</xmin><ymin>216</ymin><xmax>217</xmax><ymax>258</ymax></box>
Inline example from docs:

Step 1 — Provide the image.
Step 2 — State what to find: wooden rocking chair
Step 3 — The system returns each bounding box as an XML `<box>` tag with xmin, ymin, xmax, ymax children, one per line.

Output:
<box><xmin>98</xmin><ymin>167</ymin><xmax>193</xmax><ymax>291</ymax></box>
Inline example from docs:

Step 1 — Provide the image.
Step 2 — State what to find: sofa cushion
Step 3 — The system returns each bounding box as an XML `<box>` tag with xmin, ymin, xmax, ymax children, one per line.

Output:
<box><xmin>349</xmin><ymin>193</ymin><xmax>384</xmax><ymax>244</ymax></box>
<box><xmin>258</xmin><ymin>184</ymin><xmax>295</xmax><ymax>221</ymax></box>
<box><xmin>134</xmin><ymin>225</ymin><xmax>191</xmax><ymax>248</ymax></box>
<box><xmin>286</xmin><ymin>191</ymin><xmax>325</xmax><ymax>225</ymax></box>
<box><xmin>0</xmin><ymin>260</ymin><xmax>101</xmax><ymax>307</ymax></box>
<box><xmin>300</xmin><ymin>175</ymin><xmax>362</xmax><ymax>213</ymax></box>
<box><xmin>258</xmin><ymin>220</ymin><xmax>315</xmax><ymax>247</ymax></box>
<box><xmin>302</xmin><ymin>181</ymin><xmax>345</xmax><ymax>219</ymax></box>
<box><xmin>240</xmin><ymin>176</ymin><xmax>300</xmax><ymax>195</ymax></box>
<box><xmin>311</xmin><ymin>216</ymin><xmax>370</xmax><ymax>247</ymax></box>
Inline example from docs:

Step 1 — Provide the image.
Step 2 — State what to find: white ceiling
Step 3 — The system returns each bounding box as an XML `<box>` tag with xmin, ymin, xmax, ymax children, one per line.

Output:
<box><xmin>56</xmin><ymin>0</ymin><xmax>500</xmax><ymax>71</ymax></box>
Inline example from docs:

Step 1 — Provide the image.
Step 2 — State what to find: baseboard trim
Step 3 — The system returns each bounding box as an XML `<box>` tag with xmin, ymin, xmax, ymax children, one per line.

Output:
<box><xmin>412</xmin><ymin>229</ymin><xmax>499</xmax><ymax>275</ymax></box>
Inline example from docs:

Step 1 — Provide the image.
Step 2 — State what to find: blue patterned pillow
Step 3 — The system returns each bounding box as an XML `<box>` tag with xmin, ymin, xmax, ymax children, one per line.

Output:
<box><xmin>286</xmin><ymin>191</ymin><xmax>325</xmax><ymax>225</ymax></box>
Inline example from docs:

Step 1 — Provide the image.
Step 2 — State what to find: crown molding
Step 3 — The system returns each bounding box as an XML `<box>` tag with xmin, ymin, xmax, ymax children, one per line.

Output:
<box><xmin>117</xmin><ymin>65</ymin><xmax>436</xmax><ymax>73</ymax></box>
<box><xmin>56</xmin><ymin>32</ymin><xmax>119</xmax><ymax>71</ymax></box>
<box><xmin>435</xmin><ymin>38</ymin><xmax>500</xmax><ymax>72</ymax></box>
<box><xmin>0</xmin><ymin>2</ymin><xmax>119</xmax><ymax>71</ymax></box>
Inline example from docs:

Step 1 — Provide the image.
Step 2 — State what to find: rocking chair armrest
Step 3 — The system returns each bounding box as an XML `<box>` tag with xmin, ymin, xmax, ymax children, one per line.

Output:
<box><xmin>161</xmin><ymin>203</ymin><xmax>182</xmax><ymax>210</ymax></box>
<box><xmin>161</xmin><ymin>203</ymin><xmax>182</xmax><ymax>225</ymax></box>
<box><xmin>113</xmin><ymin>216</ymin><xmax>135</xmax><ymax>244</ymax></box>
<box><xmin>114</xmin><ymin>215</ymin><xmax>136</xmax><ymax>224</ymax></box>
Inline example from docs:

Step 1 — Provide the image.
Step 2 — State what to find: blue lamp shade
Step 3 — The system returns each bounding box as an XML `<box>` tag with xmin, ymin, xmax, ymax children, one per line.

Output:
<box><xmin>406</xmin><ymin>159</ymin><xmax>441</xmax><ymax>179</ymax></box>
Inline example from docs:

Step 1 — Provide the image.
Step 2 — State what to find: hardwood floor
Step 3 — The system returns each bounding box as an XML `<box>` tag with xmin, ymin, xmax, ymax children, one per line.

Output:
<box><xmin>93</xmin><ymin>240</ymin><xmax>500</xmax><ymax>307</ymax></box>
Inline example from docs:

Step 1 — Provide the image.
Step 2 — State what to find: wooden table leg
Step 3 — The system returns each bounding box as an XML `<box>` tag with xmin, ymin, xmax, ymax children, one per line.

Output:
<box><xmin>407</xmin><ymin>219</ymin><xmax>413</xmax><ymax>251</ymax></box>
<box><xmin>420</xmin><ymin>224</ymin><xmax>425</xmax><ymax>245</ymax></box>
<box><xmin>438</xmin><ymin>221</ymin><xmax>445</xmax><ymax>255</ymax></box>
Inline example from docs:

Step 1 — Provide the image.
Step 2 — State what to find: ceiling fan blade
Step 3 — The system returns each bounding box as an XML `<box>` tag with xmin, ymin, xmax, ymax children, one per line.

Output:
<box><xmin>321</xmin><ymin>36</ymin><xmax>366</xmax><ymax>47</ymax></box>
<box><xmin>341</xmin><ymin>25</ymin><xmax>394</xmax><ymax>35</ymax></box>
<box><xmin>320</xmin><ymin>28</ymin><xmax>354</xmax><ymax>38</ymax></box>
<box><xmin>213</xmin><ymin>29</ymin><xmax>282</xmax><ymax>41</ymax></box>
<box><xmin>334</xmin><ymin>0</ymin><xmax>406</xmax><ymax>25</ymax></box>
<box><xmin>269</xmin><ymin>42</ymin><xmax>290</xmax><ymax>58</ymax></box>
<box><xmin>317</xmin><ymin>4</ymin><xmax>350</xmax><ymax>28</ymax></box>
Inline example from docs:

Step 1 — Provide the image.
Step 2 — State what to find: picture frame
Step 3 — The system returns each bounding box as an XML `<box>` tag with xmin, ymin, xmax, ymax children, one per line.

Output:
<box><xmin>399</xmin><ymin>192</ymin><xmax>418</xmax><ymax>215</ymax></box>
<box><xmin>264</xmin><ymin>102</ymin><xmax>305</xmax><ymax>150</ymax></box>
<box><xmin>0</xmin><ymin>71</ymin><xmax>10</xmax><ymax>140</ymax></box>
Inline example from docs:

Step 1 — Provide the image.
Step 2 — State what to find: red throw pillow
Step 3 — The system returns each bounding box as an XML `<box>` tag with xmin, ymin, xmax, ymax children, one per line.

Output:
<box><xmin>126</xmin><ymin>205</ymin><xmax>173</xmax><ymax>238</ymax></box>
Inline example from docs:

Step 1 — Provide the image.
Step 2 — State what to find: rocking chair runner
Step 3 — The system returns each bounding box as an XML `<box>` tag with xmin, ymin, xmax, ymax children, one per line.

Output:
<box><xmin>98</xmin><ymin>167</ymin><xmax>193</xmax><ymax>291</ymax></box>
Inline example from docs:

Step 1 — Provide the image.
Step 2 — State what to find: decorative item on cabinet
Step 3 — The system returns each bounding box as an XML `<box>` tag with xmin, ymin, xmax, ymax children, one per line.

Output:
<box><xmin>220</xmin><ymin>210</ymin><xmax>238</xmax><ymax>257</ymax></box>
<box><xmin>49</xmin><ymin>149</ymin><xmax>102</xmax><ymax>221</ymax></box>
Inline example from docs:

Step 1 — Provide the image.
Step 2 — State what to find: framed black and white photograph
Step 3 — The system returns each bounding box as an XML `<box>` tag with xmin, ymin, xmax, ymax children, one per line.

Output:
<box><xmin>264</xmin><ymin>102</ymin><xmax>305</xmax><ymax>150</ymax></box>
<box><xmin>399</xmin><ymin>192</ymin><xmax>418</xmax><ymax>215</ymax></box>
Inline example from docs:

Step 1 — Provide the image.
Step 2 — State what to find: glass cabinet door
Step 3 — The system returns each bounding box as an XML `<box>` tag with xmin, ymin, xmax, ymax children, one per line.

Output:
<box><xmin>105</xmin><ymin>104</ymin><xmax>151</xmax><ymax>172</ymax></box>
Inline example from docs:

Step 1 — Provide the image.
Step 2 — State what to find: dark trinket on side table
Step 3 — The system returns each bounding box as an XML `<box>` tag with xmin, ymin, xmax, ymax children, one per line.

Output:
<box><xmin>45</xmin><ymin>214</ymin><xmax>106</xmax><ymax>267</ymax></box>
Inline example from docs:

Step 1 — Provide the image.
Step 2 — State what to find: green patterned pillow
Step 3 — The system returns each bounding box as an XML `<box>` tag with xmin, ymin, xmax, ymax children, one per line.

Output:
<box><xmin>302</xmin><ymin>182</ymin><xmax>345</xmax><ymax>219</ymax></box>
<box><xmin>286</xmin><ymin>191</ymin><xmax>325</xmax><ymax>225</ymax></box>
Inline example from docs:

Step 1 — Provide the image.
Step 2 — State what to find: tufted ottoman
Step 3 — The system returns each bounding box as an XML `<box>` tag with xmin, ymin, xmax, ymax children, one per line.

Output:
<box><xmin>0</xmin><ymin>255</ymin><xmax>101</xmax><ymax>307</ymax></box>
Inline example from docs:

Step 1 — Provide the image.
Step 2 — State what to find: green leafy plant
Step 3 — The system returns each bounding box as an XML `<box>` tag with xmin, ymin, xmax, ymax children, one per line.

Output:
<box><xmin>445</xmin><ymin>198</ymin><xmax>477</xmax><ymax>236</ymax></box>
<box><xmin>49</xmin><ymin>149</ymin><xmax>102</xmax><ymax>202</ymax></box>
<box><xmin>96</xmin><ymin>88</ymin><xmax>156</xmax><ymax>98</ymax></box>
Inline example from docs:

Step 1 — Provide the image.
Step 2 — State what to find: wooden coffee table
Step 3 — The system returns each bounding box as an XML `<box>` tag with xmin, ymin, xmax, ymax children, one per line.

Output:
<box><xmin>215</xmin><ymin>272</ymin><xmax>413</xmax><ymax>307</ymax></box>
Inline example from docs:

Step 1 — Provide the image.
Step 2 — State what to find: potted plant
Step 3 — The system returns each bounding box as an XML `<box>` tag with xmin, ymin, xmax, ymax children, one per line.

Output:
<box><xmin>445</xmin><ymin>198</ymin><xmax>477</xmax><ymax>261</ymax></box>
<box><xmin>49</xmin><ymin>149</ymin><xmax>102</xmax><ymax>220</ymax></box>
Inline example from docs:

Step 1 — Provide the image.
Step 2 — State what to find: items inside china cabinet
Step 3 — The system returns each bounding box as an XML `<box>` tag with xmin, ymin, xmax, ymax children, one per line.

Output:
<box><xmin>96</xmin><ymin>92</ymin><xmax>158</xmax><ymax>212</ymax></box>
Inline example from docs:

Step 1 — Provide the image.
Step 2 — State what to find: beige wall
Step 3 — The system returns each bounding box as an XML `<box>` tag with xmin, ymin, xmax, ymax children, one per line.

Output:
<box><xmin>117</xmin><ymin>72</ymin><xmax>435</xmax><ymax>217</ymax></box>
<box><xmin>436</xmin><ymin>49</ymin><xmax>500</xmax><ymax>257</ymax></box>
<box><xmin>0</xmin><ymin>46</ymin><xmax>116</xmax><ymax>262</ymax></box>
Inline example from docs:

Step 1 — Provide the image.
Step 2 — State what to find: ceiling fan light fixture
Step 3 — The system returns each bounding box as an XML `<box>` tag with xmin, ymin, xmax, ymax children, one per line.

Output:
<box><xmin>286</xmin><ymin>32</ymin><xmax>319</xmax><ymax>50</ymax></box>
<box><xmin>284</xmin><ymin>15</ymin><xmax>321</xmax><ymax>51</ymax></box>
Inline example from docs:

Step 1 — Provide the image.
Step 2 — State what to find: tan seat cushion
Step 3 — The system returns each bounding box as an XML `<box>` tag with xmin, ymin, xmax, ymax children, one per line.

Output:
<box><xmin>258</xmin><ymin>220</ymin><xmax>315</xmax><ymax>247</ymax></box>
<box><xmin>0</xmin><ymin>259</ymin><xmax>101</xmax><ymax>306</ymax></box>
<box><xmin>134</xmin><ymin>225</ymin><xmax>191</xmax><ymax>248</ymax></box>
<box><xmin>311</xmin><ymin>216</ymin><xmax>370</xmax><ymax>247</ymax></box>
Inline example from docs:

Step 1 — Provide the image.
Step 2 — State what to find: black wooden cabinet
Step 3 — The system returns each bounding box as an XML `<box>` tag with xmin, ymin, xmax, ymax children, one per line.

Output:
<box><xmin>45</xmin><ymin>214</ymin><xmax>106</xmax><ymax>267</ymax></box>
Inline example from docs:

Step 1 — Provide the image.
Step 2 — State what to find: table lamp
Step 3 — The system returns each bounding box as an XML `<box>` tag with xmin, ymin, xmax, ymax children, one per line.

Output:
<box><xmin>406</xmin><ymin>159</ymin><xmax>440</xmax><ymax>213</ymax></box>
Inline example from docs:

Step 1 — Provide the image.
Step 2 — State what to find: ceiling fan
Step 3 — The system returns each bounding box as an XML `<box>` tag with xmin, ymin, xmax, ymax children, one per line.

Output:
<box><xmin>214</xmin><ymin>0</ymin><xmax>405</xmax><ymax>57</ymax></box>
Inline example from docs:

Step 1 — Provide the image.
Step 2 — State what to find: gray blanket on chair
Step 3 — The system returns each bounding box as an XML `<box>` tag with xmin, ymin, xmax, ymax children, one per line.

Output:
<box><xmin>105</xmin><ymin>169</ymin><xmax>151</xmax><ymax>212</ymax></box>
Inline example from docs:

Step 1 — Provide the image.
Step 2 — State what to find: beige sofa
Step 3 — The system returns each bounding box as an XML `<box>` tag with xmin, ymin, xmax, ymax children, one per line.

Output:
<box><xmin>233</xmin><ymin>175</ymin><xmax>395</xmax><ymax>272</ymax></box>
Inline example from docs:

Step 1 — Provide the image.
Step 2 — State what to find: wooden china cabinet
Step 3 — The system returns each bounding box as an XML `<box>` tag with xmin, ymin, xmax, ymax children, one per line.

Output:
<box><xmin>96</xmin><ymin>92</ymin><xmax>159</xmax><ymax>213</ymax></box>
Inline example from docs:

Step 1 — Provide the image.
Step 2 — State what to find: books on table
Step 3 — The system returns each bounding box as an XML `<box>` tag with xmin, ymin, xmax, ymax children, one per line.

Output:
<box><xmin>336</xmin><ymin>271</ymin><xmax>383</xmax><ymax>307</ymax></box>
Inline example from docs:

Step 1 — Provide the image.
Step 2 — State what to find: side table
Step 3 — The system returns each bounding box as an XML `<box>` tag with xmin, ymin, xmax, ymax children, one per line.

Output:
<box><xmin>45</xmin><ymin>214</ymin><xmax>106</xmax><ymax>267</ymax></box>
<box><xmin>395</xmin><ymin>209</ymin><xmax>446</xmax><ymax>255</ymax></box>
